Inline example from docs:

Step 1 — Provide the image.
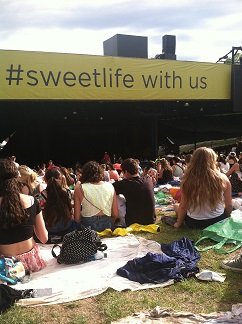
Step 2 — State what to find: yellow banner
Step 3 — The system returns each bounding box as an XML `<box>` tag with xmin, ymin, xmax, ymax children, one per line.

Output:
<box><xmin>0</xmin><ymin>50</ymin><xmax>231</xmax><ymax>100</ymax></box>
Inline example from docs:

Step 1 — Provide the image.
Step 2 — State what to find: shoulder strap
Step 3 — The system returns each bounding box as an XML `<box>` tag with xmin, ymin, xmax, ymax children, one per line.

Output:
<box><xmin>51</xmin><ymin>244</ymin><xmax>61</xmax><ymax>258</ymax></box>
<box><xmin>40</xmin><ymin>190</ymin><xmax>47</xmax><ymax>201</ymax></box>
<box><xmin>80</xmin><ymin>184</ymin><xmax>101</xmax><ymax>211</ymax></box>
<box><xmin>194</xmin><ymin>236</ymin><xmax>242</xmax><ymax>254</ymax></box>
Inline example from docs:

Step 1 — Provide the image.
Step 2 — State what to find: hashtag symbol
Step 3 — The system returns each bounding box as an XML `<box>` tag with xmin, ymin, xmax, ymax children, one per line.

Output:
<box><xmin>6</xmin><ymin>64</ymin><xmax>24</xmax><ymax>85</ymax></box>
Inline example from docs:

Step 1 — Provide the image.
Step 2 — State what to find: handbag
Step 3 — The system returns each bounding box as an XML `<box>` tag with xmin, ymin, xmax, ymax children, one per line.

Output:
<box><xmin>51</xmin><ymin>224</ymin><xmax>107</xmax><ymax>264</ymax></box>
<box><xmin>194</xmin><ymin>210</ymin><xmax>242</xmax><ymax>254</ymax></box>
<box><xmin>0</xmin><ymin>257</ymin><xmax>31</xmax><ymax>284</ymax></box>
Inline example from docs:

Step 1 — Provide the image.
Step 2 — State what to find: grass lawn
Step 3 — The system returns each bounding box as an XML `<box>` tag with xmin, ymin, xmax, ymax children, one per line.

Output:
<box><xmin>1</xmin><ymin>222</ymin><xmax>242</xmax><ymax>324</ymax></box>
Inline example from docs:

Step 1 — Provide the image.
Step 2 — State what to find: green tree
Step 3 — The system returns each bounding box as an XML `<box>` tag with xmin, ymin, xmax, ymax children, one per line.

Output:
<box><xmin>225</xmin><ymin>52</ymin><xmax>242</xmax><ymax>64</ymax></box>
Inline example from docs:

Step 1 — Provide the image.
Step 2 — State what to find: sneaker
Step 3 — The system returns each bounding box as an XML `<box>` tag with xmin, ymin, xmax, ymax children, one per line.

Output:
<box><xmin>221</xmin><ymin>254</ymin><xmax>242</xmax><ymax>272</ymax></box>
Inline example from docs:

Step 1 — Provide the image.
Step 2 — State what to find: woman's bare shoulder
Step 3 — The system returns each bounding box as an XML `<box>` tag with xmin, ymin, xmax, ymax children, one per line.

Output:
<box><xmin>20</xmin><ymin>193</ymin><xmax>34</xmax><ymax>209</ymax></box>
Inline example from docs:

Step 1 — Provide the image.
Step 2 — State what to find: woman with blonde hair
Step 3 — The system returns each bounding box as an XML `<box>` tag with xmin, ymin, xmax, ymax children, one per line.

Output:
<box><xmin>174</xmin><ymin>147</ymin><xmax>232</xmax><ymax>229</ymax></box>
<box><xmin>19</xmin><ymin>165</ymin><xmax>45</xmax><ymax>197</ymax></box>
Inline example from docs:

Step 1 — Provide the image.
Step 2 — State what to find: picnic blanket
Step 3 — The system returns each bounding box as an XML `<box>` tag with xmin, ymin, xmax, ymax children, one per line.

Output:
<box><xmin>15</xmin><ymin>234</ymin><xmax>173</xmax><ymax>307</ymax></box>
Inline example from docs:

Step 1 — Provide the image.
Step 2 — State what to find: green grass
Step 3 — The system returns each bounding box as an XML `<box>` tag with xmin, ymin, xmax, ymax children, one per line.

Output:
<box><xmin>1</xmin><ymin>223</ymin><xmax>242</xmax><ymax>324</ymax></box>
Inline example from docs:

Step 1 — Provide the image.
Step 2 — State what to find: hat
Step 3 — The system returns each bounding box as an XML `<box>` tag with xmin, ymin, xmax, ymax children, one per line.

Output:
<box><xmin>113</xmin><ymin>163</ymin><xmax>121</xmax><ymax>170</ymax></box>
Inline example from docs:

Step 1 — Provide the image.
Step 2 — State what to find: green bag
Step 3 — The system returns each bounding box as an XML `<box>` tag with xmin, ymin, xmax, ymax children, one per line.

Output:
<box><xmin>194</xmin><ymin>211</ymin><xmax>242</xmax><ymax>254</ymax></box>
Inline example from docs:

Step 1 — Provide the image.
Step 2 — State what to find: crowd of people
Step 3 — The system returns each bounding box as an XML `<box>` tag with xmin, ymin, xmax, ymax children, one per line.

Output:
<box><xmin>1</xmin><ymin>142</ymin><xmax>242</xmax><ymax>275</ymax></box>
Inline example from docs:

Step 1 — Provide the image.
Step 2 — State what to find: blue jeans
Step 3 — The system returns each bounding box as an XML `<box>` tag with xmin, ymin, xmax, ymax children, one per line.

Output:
<box><xmin>80</xmin><ymin>215</ymin><xmax>112</xmax><ymax>232</ymax></box>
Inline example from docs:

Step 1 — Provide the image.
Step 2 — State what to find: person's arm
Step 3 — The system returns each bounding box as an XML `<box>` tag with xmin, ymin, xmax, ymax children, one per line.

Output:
<box><xmin>21</xmin><ymin>184</ymin><xmax>29</xmax><ymax>195</ymax></box>
<box><xmin>173</xmin><ymin>192</ymin><xmax>188</xmax><ymax>228</ymax></box>
<box><xmin>74</xmin><ymin>181</ymin><xmax>83</xmax><ymax>222</ymax></box>
<box><xmin>158</xmin><ymin>167</ymin><xmax>164</xmax><ymax>179</ymax></box>
<box><xmin>222</xmin><ymin>175</ymin><xmax>232</xmax><ymax>217</ymax></box>
<box><xmin>34</xmin><ymin>211</ymin><xmax>48</xmax><ymax>243</ymax></box>
<box><xmin>111</xmin><ymin>192</ymin><xmax>119</xmax><ymax>223</ymax></box>
<box><xmin>226</xmin><ymin>163</ymin><xmax>238</xmax><ymax>178</ymax></box>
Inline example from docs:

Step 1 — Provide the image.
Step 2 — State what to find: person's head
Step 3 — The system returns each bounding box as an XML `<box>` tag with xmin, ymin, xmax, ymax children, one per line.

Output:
<box><xmin>81</xmin><ymin>161</ymin><xmax>103</xmax><ymax>183</ymax></box>
<box><xmin>134</xmin><ymin>159</ymin><xmax>140</xmax><ymax>165</ymax></box>
<box><xmin>60</xmin><ymin>167</ymin><xmax>74</xmax><ymax>187</ymax></box>
<box><xmin>48</xmin><ymin>160</ymin><xmax>53</xmax><ymax>166</ymax></box>
<box><xmin>0</xmin><ymin>158</ymin><xmax>19</xmax><ymax>190</ymax></box>
<box><xmin>172</xmin><ymin>156</ymin><xmax>181</xmax><ymax>164</ymax></box>
<box><xmin>228</xmin><ymin>152</ymin><xmax>237</xmax><ymax>161</ymax></box>
<box><xmin>19</xmin><ymin>165</ymin><xmax>37</xmax><ymax>183</ymax></box>
<box><xmin>10</xmin><ymin>156</ymin><xmax>16</xmax><ymax>162</ymax></box>
<box><xmin>0</xmin><ymin>159</ymin><xmax>28</xmax><ymax>228</ymax></box>
<box><xmin>160</xmin><ymin>158</ymin><xmax>172</xmax><ymax>171</ymax></box>
<box><xmin>146</xmin><ymin>160</ymin><xmax>155</xmax><ymax>170</ymax></box>
<box><xmin>107</xmin><ymin>163</ymin><xmax>115</xmax><ymax>171</ymax></box>
<box><xmin>18</xmin><ymin>165</ymin><xmax>38</xmax><ymax>193</ymax></box>
<box><xmin>182</xmin><ymin>147</ymin><xmax>224</xmax><ymax>211</ymax></box>
<box><xmin>100</xmin><ymin>164</ymin><xmax>107</xmax><ymax>171</ymax></box>
<box><xmin>121</xmin><ymin>158</ymin><xmax>138</xmax><ymax>176</ymax></box>
<box><xmin>44</xmin><ymin>167</ymin><xmax>62</xmax><ymax>184</ymax></box>
<box><xmin>44</xmin><ymin>167</ymin><xmax>72</xmax><ymax>227</ymax></box>
<box><xmin>217</xmin><ymin>154</ymin><xmax>227</xmax><ymax>164</ymax></box>
<box><xmin>40</xmin><ymin>163</ymin><xmax>46</xmax><ymax>170</ymax></box>
<box><xmin>188</xmin><ymin>147</ymin><xmax>217</xmax><ymax>171</ymax></box>
<box><xmin>185</xmin><ymin>154</ymin><xmax>193</xmax><ymax>165</ymax></box>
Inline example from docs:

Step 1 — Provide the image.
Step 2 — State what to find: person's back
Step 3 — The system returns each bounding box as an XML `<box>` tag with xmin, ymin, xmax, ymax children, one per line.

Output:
<box><xmin>40</xmin><ymin>167</ymin><xmax>73</xmax><ymax>240</ymax></box>
<box><xmin>113</xmin><ymin>158</ymin><xmax>155</xmax><ymax>226</ymax></box>
<box><xmin>0</xmin><ymin>158</ymin><xmax>48</xmax><ymax>271</ymax></box>
<box><xmin>74</xmin><ymin>161</ymin><xmax>118</xmax><ymax>232</ymax></box>
<box><xmin>172</xmin><ymin>157</ymin><xmax>184</xmax><ymax>178</ymax></box>
<box><xmin>174</xmin><ymin>147</ymin><xmax>232</xmax><ymax>229</ymax></box>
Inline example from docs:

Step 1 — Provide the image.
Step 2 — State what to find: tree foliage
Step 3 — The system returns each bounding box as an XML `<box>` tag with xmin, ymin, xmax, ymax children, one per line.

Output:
<box><xmin>225</xmin><ymin>52</ymin><xmax>242</xmax><ymax>64</ymax></box>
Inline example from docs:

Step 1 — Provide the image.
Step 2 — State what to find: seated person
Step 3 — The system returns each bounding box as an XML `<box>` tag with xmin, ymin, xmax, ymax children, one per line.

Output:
<box><xmin>19</xmin><ymin>165</ymin><xmax>45</xmax><ymax>197</ymax></box>
<box><xmin>226</xmin><ymin>157</ymin><xmax>242</xmax><ymax>193</ymax></box>
<box><xmin>39</xmin><ymin>168</ymin><xmax>74</xmax><ymax>242</ymax></box>
<box><xmin>60</xmin><ymin>167</ymin><xmax>75</xmax><ymax>188</ymax></box>
<box><xmin>174</xmin><ymin>147</ymin><xmax>232</xmax><ymax>229</ymax></box>
<box><xmin>143</xmin><ymin>160</ymin><xmax>158</xmax><ymax>185</ymax></box>
<box><xmin>171</xmin><ymin>156</ymin><xmax>184</xmax><ymax>179</ymax></box>
<box><xmin>74</xmin><ymin>161</ymin><xmax>118</xmax><ymax>232</ymax></box>
<box><xmin>107</xmin><ymin>163</ymin><xmax>120</xmax><ymax>181</ymax></box>
<box><xmin>0</xmin><ymin>159</ymin><xmax>48</xmax><ymax>272</ymax></box>
<box><xmin>157</xmin><ymin>158</ymin><xmax>173</xmax><ymax>185</ymax></box>
<box><xmin>113</xmin><ymin>158</ymin><xmax>155</xmax><ymax>227</ymax></box>
<box><xmin>217</xmin><ymin>154</ymin><xmax>230</xmax><ymax>174</ymax></box>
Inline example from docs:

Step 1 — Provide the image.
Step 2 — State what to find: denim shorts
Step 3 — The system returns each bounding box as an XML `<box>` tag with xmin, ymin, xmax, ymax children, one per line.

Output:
<box><xmin>80</xmin><ymin>215</ymin><xmax>112</xmax><ymax>232</ymax></box>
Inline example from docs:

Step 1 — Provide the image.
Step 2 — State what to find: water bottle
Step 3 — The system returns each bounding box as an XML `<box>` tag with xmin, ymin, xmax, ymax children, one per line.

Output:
<box><xmin>86</xmin><ymin>251</ymin><xmax>104</xmax><ymax>262</ymax></box>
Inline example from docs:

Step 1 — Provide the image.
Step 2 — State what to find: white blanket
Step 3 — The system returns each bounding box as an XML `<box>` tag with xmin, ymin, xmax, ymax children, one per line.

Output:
<box><xmin>16</xmin><ymin>234</ymin><xmax>173</xmax><ymax>306</ymax></box>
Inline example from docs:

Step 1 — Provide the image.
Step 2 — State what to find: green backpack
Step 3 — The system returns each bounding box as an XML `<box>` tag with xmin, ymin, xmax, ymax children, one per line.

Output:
<box><xmin>194</xmin><ymin>211</ymin><xmax>242</xmax><ymax>254</ymax></box>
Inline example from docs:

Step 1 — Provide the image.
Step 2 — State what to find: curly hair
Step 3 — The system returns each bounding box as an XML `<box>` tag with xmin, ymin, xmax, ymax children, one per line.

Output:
<box><xmin>80</xmin><ymin>161</ymin><xmax>103</xmax><ymax>183</ymax></box>
<box><xmin>181</xmin><ymin>147</ymin><xmax>224</xmax><ymax>212</ymax></box>
<box><xmin>0</xmin><ymin>159</ymin><xmax>29</xmax><ymax>229</ymax></box>
<box><xmin>44</xmin><ymin>168</ymin><xmax>72</xmax><ymax>228</ymax></box>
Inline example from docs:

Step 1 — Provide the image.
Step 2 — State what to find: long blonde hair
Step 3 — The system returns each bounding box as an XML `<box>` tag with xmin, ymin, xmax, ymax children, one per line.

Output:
<box><xmin>19</xmin><ymin>165</ymin><xmax>38</xmax><ymax>195</ymax></box>
<box><xmin>181</xmin><ymin>147</ymin><xmax>224</xmax><ymax>212</ymax></box>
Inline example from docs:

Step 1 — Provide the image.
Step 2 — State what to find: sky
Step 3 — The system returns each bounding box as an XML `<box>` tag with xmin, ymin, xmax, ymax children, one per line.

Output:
<box><xmin>0</xmin><ymin>0</ymin><xmax>242</xmax><ymax>63</ymax></box>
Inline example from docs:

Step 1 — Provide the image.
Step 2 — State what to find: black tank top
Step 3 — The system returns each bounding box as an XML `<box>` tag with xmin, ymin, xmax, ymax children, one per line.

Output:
<box><xmin>0</xmin><ymin>197</ymin><xmax>41</xmax><ymax>244</ymax></box>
